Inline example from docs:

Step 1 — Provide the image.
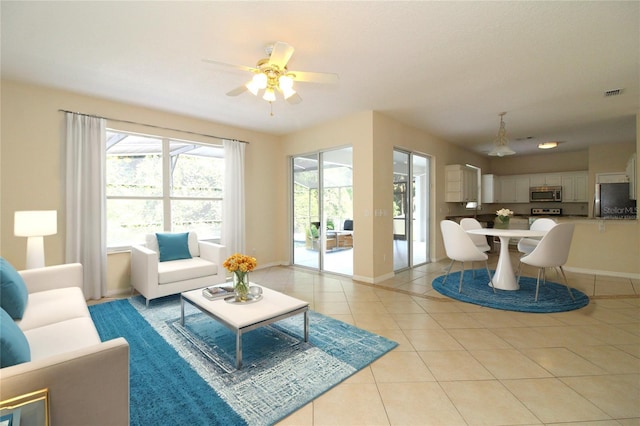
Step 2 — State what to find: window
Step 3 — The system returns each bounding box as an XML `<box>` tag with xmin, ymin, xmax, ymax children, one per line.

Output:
<box><xmin>465</xmin><ymin>163</ymin><xmax>482</xmax><ymax>209</ymax></box>
<box><xmin>106</xmin><ymin>130</ymin><xmax>224</xmax><ymax>249</ymax></box>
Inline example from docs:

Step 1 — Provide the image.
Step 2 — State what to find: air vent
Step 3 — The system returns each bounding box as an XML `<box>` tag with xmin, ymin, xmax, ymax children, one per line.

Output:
<box><xmin>604</xmin><ymin>88</ymin><xmax>624</xmax><ymax>97</ymax></box>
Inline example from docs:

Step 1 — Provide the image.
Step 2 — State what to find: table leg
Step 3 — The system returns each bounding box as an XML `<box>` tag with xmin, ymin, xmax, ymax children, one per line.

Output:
<box><xmin>180</xmin><ymin>296</ymin><xmax>185</xmax><ymax>325</ymax></box>
<box><xmin>492</xmin><ymin>236</ymin><xmax>519</xmax><ymax>290</ymax></box>
<box><xmin>304</xmin><ymin>310</ymin><xmax>309</xmax><ymax>342</ymax></box>
<box><xmin>236</xmin><ymin>331</ymin><xmax>242</xmax><ymax>369</ymax></box>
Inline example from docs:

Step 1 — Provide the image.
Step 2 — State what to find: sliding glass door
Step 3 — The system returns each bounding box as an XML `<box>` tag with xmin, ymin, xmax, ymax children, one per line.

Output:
<box><xmin>393</xmin><ymin>149</ymin><xmax>430</xmax><ymax>271</ymax></box>
<box><xmin>292</xmin><ymin>147</ymin><xmax>353</xmax><ymax>275</ymax></box>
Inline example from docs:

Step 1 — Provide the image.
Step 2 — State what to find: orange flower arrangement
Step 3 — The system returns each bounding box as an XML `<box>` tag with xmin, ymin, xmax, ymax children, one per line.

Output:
<box><xmin>223</xmin><ymin>253</ymin><xmax>257</xmax><ymax>273</ymax></box>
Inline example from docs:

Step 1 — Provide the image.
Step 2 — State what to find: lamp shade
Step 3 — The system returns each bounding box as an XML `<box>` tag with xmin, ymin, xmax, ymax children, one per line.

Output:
<box><xmin>488</xmin><ymin>144</ymin><xmax>516</xmax><ymax>157</ymax></box>
<box><xmin>14</xmin><ymin>210</ymin><xmax>57</xmax><ymax>237</ymax></box>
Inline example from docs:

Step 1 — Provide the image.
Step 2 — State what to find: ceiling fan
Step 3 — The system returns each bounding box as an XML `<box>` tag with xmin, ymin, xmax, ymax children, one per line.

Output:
<box><xmin>204</xmin><ymin>41</ymin><xmax>339</xmax><ymax>105</ymax></box>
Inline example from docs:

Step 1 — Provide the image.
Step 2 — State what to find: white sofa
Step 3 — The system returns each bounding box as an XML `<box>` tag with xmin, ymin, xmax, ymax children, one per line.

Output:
<box><xmin>130</xmin><ymin>232</ymin><xmax>227</xmax><ymax>305</ymax></box>
<box><xmin>0</xmin><ymin>263</ymin><xmax>130</xmax><ymax>426</ymax></box>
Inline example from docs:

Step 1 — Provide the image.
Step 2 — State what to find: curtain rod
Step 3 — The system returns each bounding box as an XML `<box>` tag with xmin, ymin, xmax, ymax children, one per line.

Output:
<box><xmin>58</xmin><ymin>109</ymin><xmax>250</xmax><ymax>144</ymax></box>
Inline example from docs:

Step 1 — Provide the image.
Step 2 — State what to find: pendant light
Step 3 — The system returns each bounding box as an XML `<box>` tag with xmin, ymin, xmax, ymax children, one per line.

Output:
<box><xmin>488</xmin><ymin>112</ymin><xmax>515</xmax><ymax>157</ymax></box>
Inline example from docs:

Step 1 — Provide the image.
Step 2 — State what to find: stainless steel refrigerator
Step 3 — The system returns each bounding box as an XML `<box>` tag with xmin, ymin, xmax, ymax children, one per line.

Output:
<box><xmin>594</xmin><ymin>182</ymin><xmax>637</xmax><ymax>219</ymax></box>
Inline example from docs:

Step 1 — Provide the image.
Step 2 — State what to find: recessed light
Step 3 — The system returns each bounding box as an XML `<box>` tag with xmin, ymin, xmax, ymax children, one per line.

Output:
<box><xmin>538</xmin><ymin>142</ymin><xmax>558</xmax><ymax>150</ymax></box>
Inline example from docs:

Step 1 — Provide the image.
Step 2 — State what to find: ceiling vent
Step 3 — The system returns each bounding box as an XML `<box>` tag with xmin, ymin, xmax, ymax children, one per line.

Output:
<box><xmin>604</xmin><ymin>88</ymin><xmax>624</xmax><ymax>97</ymax></box>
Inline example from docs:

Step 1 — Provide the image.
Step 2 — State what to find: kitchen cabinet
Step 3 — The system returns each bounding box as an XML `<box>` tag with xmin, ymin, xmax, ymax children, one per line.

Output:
<box><xmin>481</xmin><ymin>174</ymin><xmax>500</xmax><ymax>203</ymax></box>
<box><xmin>445</xmin><ymin>164</ymin><xmax>478</xmax><ymax>202</ymax></box>
<box><xmin>500</xmin><ymin>175</ymin><xmax>530</xmax><ymax>203</ymax></box>
<box><xmin>561</xmin><ymin>171</ymin><xmax>588</xmax><ymax>202</ymax></box>
<box><xmin>529</xmin><ymin>173</ymin><xmax>562</xmax><ymax>187</ymax></box>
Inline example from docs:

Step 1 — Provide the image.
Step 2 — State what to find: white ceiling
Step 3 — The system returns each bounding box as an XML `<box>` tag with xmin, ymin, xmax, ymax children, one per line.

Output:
<box><xmin>2</xmin><ymin>1</ymin><xmax>638</xmax><ymax>156</ymax></box>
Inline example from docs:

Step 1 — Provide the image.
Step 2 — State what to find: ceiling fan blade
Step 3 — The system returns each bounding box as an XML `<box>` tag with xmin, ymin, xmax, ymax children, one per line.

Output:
<box><xmin>268</xmin><ymin>41</ymin><xmax>295</xmax><ymax>68</ymax></box>
<box><xmin>286</xmin><ymin>93</ymin><xmax>302</xmax><ymax>105</ymax></box>
<box><xmin>202</xmin><ymin>59</ymin><xmax>257</xmax><ymax>73</ymax></box>
<box><xmin>288</xmin><ymin>70</ymin><xmax>339</xmax><ymax>84</ymax></box>
<box><xmin>226</xmin><ymin>85</ymin><xmax>248</xmax><ymax>97</ymax></box>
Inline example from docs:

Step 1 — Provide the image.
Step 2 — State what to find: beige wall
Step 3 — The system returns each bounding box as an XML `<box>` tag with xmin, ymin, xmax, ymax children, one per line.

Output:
<box><xmin>1</xmin><ymin>79</ymin><xmax>284</xmax><ymax>295</ymax></box>
<box><xmin>489</xmin><ymin>150</ymin><xmax>589</xmax><ymax>176</ymax></box>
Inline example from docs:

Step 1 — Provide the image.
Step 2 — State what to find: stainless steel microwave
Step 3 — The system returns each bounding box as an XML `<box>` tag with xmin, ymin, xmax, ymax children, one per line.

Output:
<box><xmin>529</xmin><ymin>186</ymin><xmax>562</xmax><ymax>202</ymax></box>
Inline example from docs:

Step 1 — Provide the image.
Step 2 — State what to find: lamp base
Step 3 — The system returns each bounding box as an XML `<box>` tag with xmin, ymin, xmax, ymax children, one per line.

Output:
<box><xmin>25</xmin><ymin>236</ymin><xmax>45</xmax><ymax>269</ymax></box>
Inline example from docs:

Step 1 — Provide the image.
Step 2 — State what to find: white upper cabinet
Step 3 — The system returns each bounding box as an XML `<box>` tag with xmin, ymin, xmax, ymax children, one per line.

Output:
<box><xmin>529</xmin><ymin>173</ymin><xmax>562</xmax><ymax>187</ymax></box>
<box><xmin>500</xmin><ymin>175</ymin><xmax>530</xmax><ymax>203</ymax></box>
<box><xmin>445</xmin><ymin>164</ymin><xmax>478</xmax><ymax>202</ymax></box>
<box><xmin>481</xmin><ymin>174</ymin><xmax>500</xmax><ymax>203</ymax></box>
<box><xmin>561</xmin><ymin>171</ymin><xmax>588</xmax><ymax>202</ymax></box>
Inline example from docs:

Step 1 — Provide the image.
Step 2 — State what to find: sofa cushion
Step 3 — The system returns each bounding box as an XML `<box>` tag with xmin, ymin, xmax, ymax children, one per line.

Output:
<box><xmin>157</xmin><ymin>257</ymin><xmax>218</xmax><ymax>284</ymax></box>
<box><xmin>16</xmin><ymin>287</ymin><xmax>91</xmax><ymax>332</ymax></box>
<box><xmin>24</xmin><ymin>317</ymin><xmax>101</xmax><ymax>361</ymax></box>
<box><xmin>146</xmin><ymin>232</ymin><xmax>200</xmax><ymax>257</ymax></box>
<box><xmin>1</xmin><ymin>308</ymin><xmax>31</xmax><ymax>367</ymax></box>
<box><xmin>0</xmin><ymin>257</ymin><xmax>29</xmax><ymax>319</ymax></box>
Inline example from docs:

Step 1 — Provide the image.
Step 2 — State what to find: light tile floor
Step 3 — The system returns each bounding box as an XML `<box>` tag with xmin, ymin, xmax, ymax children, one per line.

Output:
<box><xmin>242</xmin><ymin>251</ymin><xmax>640</xmax><ymax>426</ymax></box>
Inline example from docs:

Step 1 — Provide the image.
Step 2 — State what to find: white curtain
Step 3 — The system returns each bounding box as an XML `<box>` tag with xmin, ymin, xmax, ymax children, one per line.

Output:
<box><xmin>65</xmin><ymin>113</ymin><xmax>107</xmax><ymax>299</ymax></box>
<box><xmin>222</xmin><ymin>139</ymin><xmax>245</xmax><ymax>255</ymax></box>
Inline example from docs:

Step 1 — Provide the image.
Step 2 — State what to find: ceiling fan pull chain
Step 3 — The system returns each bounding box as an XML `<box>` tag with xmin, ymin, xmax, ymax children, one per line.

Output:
<box><xmin>270</xmin><ymin>102</ymin><xmax>274</xmax><ymax>117</ymax></box>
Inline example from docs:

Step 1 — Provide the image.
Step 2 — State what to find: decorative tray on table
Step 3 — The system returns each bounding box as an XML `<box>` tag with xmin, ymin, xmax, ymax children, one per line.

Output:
<box><xmin>224</xmin><ymin>286</ymin><xmax>263</xmax><ymax>304</ymax></box>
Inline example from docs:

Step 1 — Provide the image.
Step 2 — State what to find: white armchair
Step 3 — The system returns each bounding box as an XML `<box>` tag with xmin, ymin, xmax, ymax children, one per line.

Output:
<box><xmin>131</xmin><ymin>232</ymin><xmax>227</xmax><ymax>305</ymax></box>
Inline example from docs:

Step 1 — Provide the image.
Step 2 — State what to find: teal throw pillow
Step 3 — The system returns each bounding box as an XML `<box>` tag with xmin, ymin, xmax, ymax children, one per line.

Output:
<box><xmin>0</xmin><ymin>257</ymin><xmax>29</xmax><ymax>319</ymax></box>
<box><xmin>156</xmin><ymin>233</ymin><xmax>192</xmax><ymax>262</ymax></box>
<box><xmin>0</xmin><ymin>308</ymin><xmax>31</xmax><ymax>367</ymax></box>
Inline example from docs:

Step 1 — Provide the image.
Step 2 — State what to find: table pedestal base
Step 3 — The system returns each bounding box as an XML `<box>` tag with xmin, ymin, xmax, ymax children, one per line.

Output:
<box><xmin>491</xmin><ymin>236</ymin><xmax>519</xmax><ymax>290</ymax></box>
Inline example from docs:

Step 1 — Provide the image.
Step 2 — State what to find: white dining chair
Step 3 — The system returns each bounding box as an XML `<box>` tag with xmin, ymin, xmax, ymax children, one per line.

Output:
<box><xmin>460</xmin><ymin>218</ymin><xmax>491</xmax><ymax>252</ymax></box>
<box><xmin>440</xmin><ymin>220</ymin><xmax>495</xmax><ymax>293</ymax></box>
<box><xmin>517</xmin><ymin>222</ymin><xmax>575</xmax><ymax>301</ymax></box>
<box><xmin>517</xmin><ymin>218</ymin><xmax>556</xmax><ymax>255</ymax></box>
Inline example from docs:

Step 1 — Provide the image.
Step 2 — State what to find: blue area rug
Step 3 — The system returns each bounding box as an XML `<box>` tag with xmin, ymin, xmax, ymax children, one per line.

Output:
<box><xmin>432</xmin><ymin>269</ymin><xmax>589</xmax><ymax>313</ymax></box>
<box><xmin>89</xmin><ymin>295</ymin><xmax>397</xmax><ymax>425</ymax></box>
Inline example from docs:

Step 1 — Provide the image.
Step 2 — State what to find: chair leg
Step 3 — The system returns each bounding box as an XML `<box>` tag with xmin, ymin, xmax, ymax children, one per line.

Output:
<box><xmin>558</xmin><ymin>266</ymin><xmax>575</xmax><ymax>300</ymax></box>
<box><xmin>459</xmin><ymin>262</ymin><xmax>465</xmax><ymax>293</ymax></box>
<box><xmin>442</xmin><ymin>259</ymin><xmax>455</xmax><ymax>285</ymax></box>
<box><xmin>535</xmin><ymin>268</ymin><xmax>543</xmax><ymax>302</ymax></box>
<box><xmin>516</xmin><ymin>260</ymin><xmax>523</xmax><ymax>285</ymax></box>
<box><xmin>484</xmin><ymin>261</ymin><xmax>496</xmax><ymax>293</ymax></box>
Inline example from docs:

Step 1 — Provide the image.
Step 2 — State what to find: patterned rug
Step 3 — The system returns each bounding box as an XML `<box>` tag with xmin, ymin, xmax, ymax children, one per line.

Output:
<box><xmin>432</xmin><ymin>269</ymin><xmax>590</xmax><ymax>313</ymax></box>
<box><xmin>89</xmin><ymin>295</ymin><xmax>397</xmax><ymax>425</ymax></box>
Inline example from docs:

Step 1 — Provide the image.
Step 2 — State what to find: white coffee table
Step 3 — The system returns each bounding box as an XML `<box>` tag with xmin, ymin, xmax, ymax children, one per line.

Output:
<box><xmin>180</xmin><ymin>285</ymin><xmax>309</xmax><ymax>369</ymax></box>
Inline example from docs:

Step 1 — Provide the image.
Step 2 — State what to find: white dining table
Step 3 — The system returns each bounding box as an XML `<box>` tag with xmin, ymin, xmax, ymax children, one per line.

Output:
<box><xmin>467</xmin><ymin>228</ymin><xmax>547</xmax><ymax>290</ymax></box>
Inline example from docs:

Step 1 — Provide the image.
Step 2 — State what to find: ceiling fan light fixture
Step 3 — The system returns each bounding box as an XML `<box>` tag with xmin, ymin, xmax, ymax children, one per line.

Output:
<box><xmin>281</xmin><ymin>86</ymin><xmax>296</xmax><ymax>100</ymax></box>
<box><xmin>253</xmin><ymin>73</ymin><xmax>268</xmax><ymax>90</ymax></box>
<box><xmin>279</xmin><ymin>74</ymin><xmax>294</xmax><ymax>90</ymax></box>
<box><xmin>263</xmin><ymin>87</ymin><xmax>276</xmax><ymax>102</ymax></box>
<box><xmin>488</xmin><ymin>112</ymin><xmax>515</xmax><ymax>157</ymax></box>
<box><xmin>538</xmin><ymin>141</ymin><xmax>558</xmax><ymax>150</ymax></box>
<box><xmin>245</xmin><ymin>79</ymin><xmax>260</xmax><ymax>96</ymax></box>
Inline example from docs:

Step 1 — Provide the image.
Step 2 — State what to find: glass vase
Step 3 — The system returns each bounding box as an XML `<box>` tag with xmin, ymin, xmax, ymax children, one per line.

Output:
<box><xmin>233</xmin><ymin>271</ymin><xmax>250</xmax><ymax>302</ymax></box>
<box><xmin>494</xmin><ymin>216</ymin><xmax>510</xmax><ymax>229</ymax></box>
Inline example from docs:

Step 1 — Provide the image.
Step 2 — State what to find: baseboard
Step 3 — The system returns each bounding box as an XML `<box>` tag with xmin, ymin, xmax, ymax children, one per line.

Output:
<box><xmin>563</xmin><ymin>266</ymin><xmax>640</xmax><ymax>280</ymax></box>
<box><xmin>351</xmin><ymin>271</ymin><xmax>395</xmax><ymax>284</ymax></box>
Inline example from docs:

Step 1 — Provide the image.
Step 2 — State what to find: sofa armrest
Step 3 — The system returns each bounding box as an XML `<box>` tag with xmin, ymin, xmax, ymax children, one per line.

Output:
<box><xmin>0</xmin><ymin>338</ymin><xmax>130</xmax><ymax>426</ymax></box>
<box><xmin>18</xmin><ymin>263</ymin><xmax>83</xmax><ymax>294</ymax></box>
<box><xmin>130</xmin><ymin>244</ymin><xmax>159</xmax><ymax>295</ymax></box>
<box><xmin>199</xmin><ymin>241</ymin><xmax>226</xmax><ymax>271</ymax></box>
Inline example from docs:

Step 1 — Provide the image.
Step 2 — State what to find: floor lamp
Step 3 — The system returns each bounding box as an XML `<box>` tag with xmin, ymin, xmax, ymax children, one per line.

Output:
<box><xmin>14</xmin><ymin>210</ymin><xmax>57</xmax><ymax>269</ymax></box>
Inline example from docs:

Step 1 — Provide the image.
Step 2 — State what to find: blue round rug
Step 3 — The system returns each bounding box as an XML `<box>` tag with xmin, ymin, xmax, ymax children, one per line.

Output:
<box><xmin>432</xmin><ymin>270</ymin><xmax>590</xmax><ymax>313</ymax></box>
